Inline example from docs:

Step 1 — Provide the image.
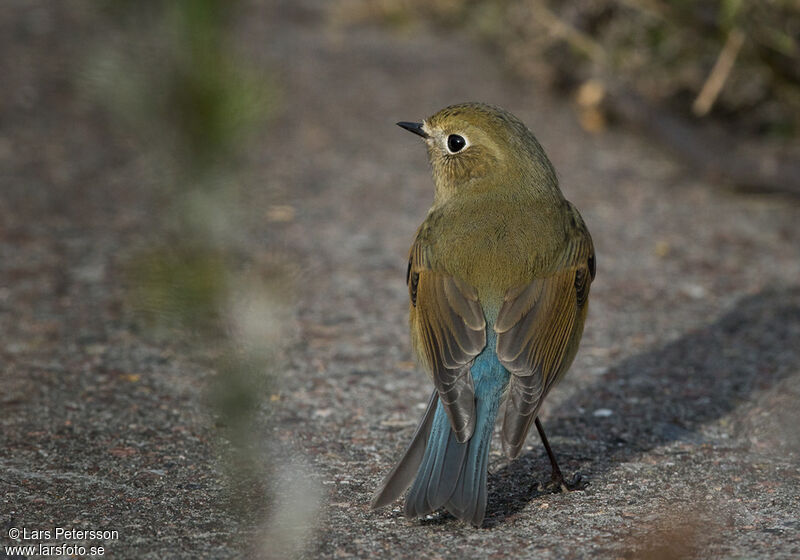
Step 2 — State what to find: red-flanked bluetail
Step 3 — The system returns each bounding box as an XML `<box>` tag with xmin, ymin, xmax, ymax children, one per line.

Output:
<box><xmin>372</xmin><ymin>103</ymin><xmax>596</xmax><ymax>527</ymax></box>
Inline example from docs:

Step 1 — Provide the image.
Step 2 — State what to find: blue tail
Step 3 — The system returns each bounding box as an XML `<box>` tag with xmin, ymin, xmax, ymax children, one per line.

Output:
<box><xmin>404</xmin><ymin>347</ymin><xmax>508</xmax><ymax>526</ymax></box>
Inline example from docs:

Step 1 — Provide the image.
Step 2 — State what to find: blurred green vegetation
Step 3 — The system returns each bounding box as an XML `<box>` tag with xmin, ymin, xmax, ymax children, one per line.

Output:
<box><xmin>91</xmin><ymin>0</ymin><xmax>275</xmax><ymax>181</ymax></box>
<box><xmin>86</xmin><ymin>0</ymin><xmax>302</xmax><ymax>552</ymax></box>
<box><xmin>340</xmin><ymin>0</ymin><xmax>800</xmax><ymax>140</ymax></box>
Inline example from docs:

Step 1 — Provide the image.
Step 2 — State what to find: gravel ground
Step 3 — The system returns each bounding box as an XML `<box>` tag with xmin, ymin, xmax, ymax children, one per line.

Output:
<box><xmin>2</xmin><ymin>1</ymin><xmax>799</xmax><ymax>558</ymax></box>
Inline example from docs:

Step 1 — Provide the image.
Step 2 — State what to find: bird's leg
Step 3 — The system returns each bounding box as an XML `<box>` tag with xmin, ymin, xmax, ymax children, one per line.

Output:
<box><xmin>534</xmin><ymin>417</ymin><xmax>584</xmax><ymax>493</ymax></box>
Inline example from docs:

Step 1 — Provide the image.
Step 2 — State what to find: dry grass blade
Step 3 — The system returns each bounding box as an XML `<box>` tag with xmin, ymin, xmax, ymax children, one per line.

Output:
<box><xmin>693</xmin><ymin>28</ymin><xmax>747</xmax><ymax>117</ymax></box>
<box><xmin>528</xmin><ymin>0</ymin><xmax>607</xmax><ymax>65</ymax></box>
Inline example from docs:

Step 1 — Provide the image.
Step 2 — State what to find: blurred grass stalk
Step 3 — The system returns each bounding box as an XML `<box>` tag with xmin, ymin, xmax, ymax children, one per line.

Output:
<box><xmin>84</xmin><ymin>0</ymin><xmax>318</xmax><ymax>556</ymax></box>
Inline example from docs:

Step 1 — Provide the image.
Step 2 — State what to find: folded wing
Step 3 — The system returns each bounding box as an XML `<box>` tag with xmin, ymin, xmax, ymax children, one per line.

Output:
<box><xmin>408</xmin><ymin>244</ymin><xmax>486</xmax><ymax>443</ymax></box>
<box><xmin>495</xmin><ymin>237</ymin><xmax>594</xmax><ymax>459</ymax></box>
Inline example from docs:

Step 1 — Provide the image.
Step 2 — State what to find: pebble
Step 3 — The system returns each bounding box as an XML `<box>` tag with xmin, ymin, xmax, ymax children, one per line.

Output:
<box><xmin>593</xmin><ymin>408</ymin><xmax>614</xmax><ymax>417</ymax></box>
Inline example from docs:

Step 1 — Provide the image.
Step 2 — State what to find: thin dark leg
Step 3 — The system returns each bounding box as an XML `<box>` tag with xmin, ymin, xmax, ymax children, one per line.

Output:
<box><xmin>534</xmin><ymin>416</ymin><xmax>564</xmax><ymax>485</ymax></box>
<box><xmin>534</xmin><ymin>417</ymin><xmax>586</xmax><ymax>493</ymax></box>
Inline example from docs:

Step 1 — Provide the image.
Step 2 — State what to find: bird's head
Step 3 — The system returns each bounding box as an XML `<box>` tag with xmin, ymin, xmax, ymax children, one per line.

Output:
<box><xmin>398</xmin><ymin>102</ymin><xmax>558</xmax><ymax>204</ymax></box>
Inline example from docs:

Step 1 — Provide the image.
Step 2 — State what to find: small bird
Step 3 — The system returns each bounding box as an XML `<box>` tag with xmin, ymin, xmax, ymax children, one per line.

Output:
<box><xmin>371</xmin><ymin>103</ymin><xmax>595</xmax><ymax>526</ymax></box>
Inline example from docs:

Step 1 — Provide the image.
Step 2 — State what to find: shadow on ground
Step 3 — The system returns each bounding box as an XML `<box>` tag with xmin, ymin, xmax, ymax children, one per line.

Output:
<box><xmin>484</xmin><ymin>286</ymin><xmax>800</xmax><ymax>526</ymax></box>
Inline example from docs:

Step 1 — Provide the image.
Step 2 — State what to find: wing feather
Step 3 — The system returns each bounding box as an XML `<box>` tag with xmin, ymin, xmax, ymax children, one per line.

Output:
<box><xmin>495</xmin><ymin>234</ymin><xmax>594</xmax><ymax>459</ymax></box>
<box><xmin>409</xmin><ymin>249</ymin><xmax>486</xmax><ymax>443</ymax></box>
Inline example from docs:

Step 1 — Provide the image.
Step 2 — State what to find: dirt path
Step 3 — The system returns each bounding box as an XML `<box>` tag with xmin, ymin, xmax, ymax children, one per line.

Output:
<box><xmin>2</xmin><ymin>1</ymin><xmax>799</xmax><ymax>558</ymax></box>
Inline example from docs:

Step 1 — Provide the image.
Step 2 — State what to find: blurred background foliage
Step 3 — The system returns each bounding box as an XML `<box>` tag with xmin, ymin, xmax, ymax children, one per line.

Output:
<box><xmin>89</xmin><ymin>0</ymin><xmax>275</xmax><ymax>200</ymax></box>
<box><xmin>338</xmin><ymin>0</ymin><xmax>800</xmax><ymax>137</ymax></box>
<box><xmin>336</xmin><ymin>0</ymin><xmax>800</xmax><ymax>184</ymax></box>
<box><xmin>83</xmin><ymin>1</ymin><xmax>314</xmax><ymax>556</ymax></box>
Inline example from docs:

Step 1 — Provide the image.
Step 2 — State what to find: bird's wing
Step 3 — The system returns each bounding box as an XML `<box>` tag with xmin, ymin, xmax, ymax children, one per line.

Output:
<box><xmin>494</xmin><ymin>230</ymin><xmax>595</xmax><ymax>459</ymax></box>
<box><xmin>407</xmin><ymin>241</ymin><xmax>487</xmax><ymax>443</ymax></box>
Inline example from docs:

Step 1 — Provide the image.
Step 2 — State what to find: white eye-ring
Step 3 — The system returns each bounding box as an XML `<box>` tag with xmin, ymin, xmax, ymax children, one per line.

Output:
<box><xmin>446</xmin><ymin>133</ymin><xmax>468</xmax><ymax>154</ymax></box>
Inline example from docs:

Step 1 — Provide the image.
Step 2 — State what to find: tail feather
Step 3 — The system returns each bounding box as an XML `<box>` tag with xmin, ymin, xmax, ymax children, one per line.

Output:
<box><xmin>372</xmin><ymin>347</ymin><xmax>507</xmax><ymax>527</ymax></box>
<box><xmin>428</xmin><ymin>425</ymin><xmax>469</xmax><ymax>509</ymax></box>
<box><xmin>371</xmin><ymin>391</ymin><xmax>438</xmax><ymax>509</ymax></box>
<box><xmin>404</xmin><ymin>416</ymin><xmax>441</xmax><ymax>516</ymax></box>
<box><xmin>405</xmin><ymin>405</ymin><xmax>467</xmax><ymax>517</ymax></box>
<box><xmin>445</xmin><ymin>415</ymin><xmax>492</xmax><ymax>525</ymax></box>
<box><xmin>405</xmin><ymin>392</ymin><xmax>497</xmax><ymax>526</ymax></box>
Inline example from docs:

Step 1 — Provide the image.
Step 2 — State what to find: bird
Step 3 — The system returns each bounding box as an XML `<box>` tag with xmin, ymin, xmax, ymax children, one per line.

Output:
<box><xmin>370</xmin><ymin>102</ymin><xmax>595</xmax><ymax>527</ymax></box>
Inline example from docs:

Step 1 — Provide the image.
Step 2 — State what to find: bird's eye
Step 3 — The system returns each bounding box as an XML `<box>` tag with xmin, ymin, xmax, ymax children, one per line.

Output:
<box><xmin>447</xmin><ymin>134</ymin><xmax>466</xmax><ymax>153</ymax></box>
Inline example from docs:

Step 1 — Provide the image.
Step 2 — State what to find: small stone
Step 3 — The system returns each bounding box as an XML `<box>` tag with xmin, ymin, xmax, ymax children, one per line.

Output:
<box><xmin>682</xmin><ymin>283</ymin><xmax>707</xmax><ymax>299</ymax></box>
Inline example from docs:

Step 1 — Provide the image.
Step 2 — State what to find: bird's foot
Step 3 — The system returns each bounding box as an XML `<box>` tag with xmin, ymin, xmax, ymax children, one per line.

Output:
<box><xmin>538</xmin><ymin>472</ymin><xmax>587</xmax><ymax>494</ymax></box>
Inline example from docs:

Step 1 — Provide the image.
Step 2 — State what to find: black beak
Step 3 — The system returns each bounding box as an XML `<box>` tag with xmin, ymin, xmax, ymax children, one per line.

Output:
<box><xmin>396</xmin><ymin>121</ymin><xmax>429</xmax><ymax>139</ymax></box>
